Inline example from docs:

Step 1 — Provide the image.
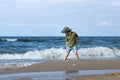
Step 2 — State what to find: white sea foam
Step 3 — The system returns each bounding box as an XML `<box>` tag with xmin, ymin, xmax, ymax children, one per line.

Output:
<box><xmin>0</xmin><ymin>48</ymin><xmax>65</xmax><ymax>60</ymax></box>
<box><xmin>79</xmin><ymin>47</ymin><xmax>116</xmax><ymax>57</ymax></box>
<box><xmin>6</xmin><ymin>38</ymin><xmax>17</xmax><ymax>42</ymax></box>
<box><xmin>0</xmin><ymin>47</ymin><xmax>120</xmax><ymax>60</ymax></box>
<box><xmin>0</xmin><ymin>62</ymin><xmax>35</xmax><ymax>69</ymax></box>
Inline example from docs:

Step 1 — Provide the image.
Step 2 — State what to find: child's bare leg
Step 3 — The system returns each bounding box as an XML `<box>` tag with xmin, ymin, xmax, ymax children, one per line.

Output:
<box><xmin>64</xmin><ymin>53</ymin><xmax>69</xmax><ymax>61</ymax></box>
<box><xmin>75</xmin><ymin>51</ymin><xmax>79</xmax><ymax>60</ymax></box>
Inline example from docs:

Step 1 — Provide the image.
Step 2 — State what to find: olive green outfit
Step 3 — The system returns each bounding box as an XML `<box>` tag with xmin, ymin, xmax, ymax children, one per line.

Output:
<box><xmin>65</xmin><ymin>32</ymin><xmax>78</xmax><ymax>48</ymax></box>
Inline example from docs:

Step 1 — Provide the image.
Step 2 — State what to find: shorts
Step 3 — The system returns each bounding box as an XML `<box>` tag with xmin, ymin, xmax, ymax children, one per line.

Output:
<box><xmin>66</xmin><ymin>45</ymin><xmax>78</xmax><ymax>54</ymax></box>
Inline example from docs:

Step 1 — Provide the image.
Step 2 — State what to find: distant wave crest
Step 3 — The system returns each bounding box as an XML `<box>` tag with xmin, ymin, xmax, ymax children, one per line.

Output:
<box><xmin>0</xmin><ymin>38</ymin><xmax>17</xmax><ymax>42</ymax></box>
<box><xmin>0</xmin><ymin>38</ymin><xmax>47</xmax><ymax>42</ymax></box>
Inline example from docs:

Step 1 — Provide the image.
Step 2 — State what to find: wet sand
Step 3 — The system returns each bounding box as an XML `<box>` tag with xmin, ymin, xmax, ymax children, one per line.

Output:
<box><xmin>79</xmin><ymin>72</ymin><xmax>120</xmax><ymax>80</ymax></box>
<box><xmin>0</xmin><ymin>60</ymin><xmax>120</xmax><ymax>80</ymax></box>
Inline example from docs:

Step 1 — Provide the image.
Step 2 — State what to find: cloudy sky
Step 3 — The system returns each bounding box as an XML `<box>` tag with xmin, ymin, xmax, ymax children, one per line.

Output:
<box><xmin>0</xmin><ymin>0</ymin><xmax>120</xmax><ymax>36</ymax></box>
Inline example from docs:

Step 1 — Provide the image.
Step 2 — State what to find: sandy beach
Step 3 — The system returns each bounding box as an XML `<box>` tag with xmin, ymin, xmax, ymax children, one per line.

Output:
<box><xmin>0</xmin><ymin>60</ymin><xmax>120</xmax><ymax>80</ymax></box>
<box><xmin>80</xmin><ymin>72</ymin><xmax>120</xmax><ymax>80</ymax></box>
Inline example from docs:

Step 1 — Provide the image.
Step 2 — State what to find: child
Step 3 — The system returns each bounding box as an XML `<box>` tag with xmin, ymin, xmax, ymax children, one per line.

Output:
<box><xmin>62</xmin><ymin>27</ymin><xmax>79</xmax><ymax>61</ymax></box>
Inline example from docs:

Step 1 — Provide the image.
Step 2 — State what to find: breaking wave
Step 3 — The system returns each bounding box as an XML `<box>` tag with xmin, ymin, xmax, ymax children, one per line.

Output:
<box><xmin>0</xmin><ymin>47</ymin><xmax>120</xmax><ymax>60</ymax></box>
<box><xmin>0</xmin><ymin>38</ymin><xmax>17</xmax><ymax>42</ymax></box>
<box><xmin>0</xmin><ymin>47</ymin><xmax>120</xmax><ymax>69</ymax></box>
<box><xmin>0</xmin><ymin>38</ymin><xmax>48</xmax><ymax>42</ymax></box>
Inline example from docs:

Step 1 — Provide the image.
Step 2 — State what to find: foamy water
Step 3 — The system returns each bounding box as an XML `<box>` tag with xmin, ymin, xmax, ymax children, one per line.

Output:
<box><xmin>0</xmin><ymin>47</ymin><xmax>120</xmax><ymax>60</ymax></box>
<box><xmin>0</xmin><ymin>47</ymin><xmax>120</xmax><ymax>69</ymax></box>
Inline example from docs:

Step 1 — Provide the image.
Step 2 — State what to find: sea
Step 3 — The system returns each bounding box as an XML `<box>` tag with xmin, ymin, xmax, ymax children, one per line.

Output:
<box><xmin>0</xmin><ymin>36</ymin><xmax>120</xmax><ymax>69</ymax></box>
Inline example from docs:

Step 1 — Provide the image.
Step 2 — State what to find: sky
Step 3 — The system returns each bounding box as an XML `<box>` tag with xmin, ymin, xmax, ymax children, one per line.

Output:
<box><xmin>0</xmin><ymin>0</ymin><xmax>120</xmax><ymax>36</ymax></box>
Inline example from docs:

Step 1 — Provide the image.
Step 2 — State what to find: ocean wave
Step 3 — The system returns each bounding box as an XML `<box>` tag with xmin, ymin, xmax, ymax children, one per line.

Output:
<box><xmin>0</xmin><ymin>47</ymin><xmax>120</xmax><ymax>69</ymax></box>
<box><xmin>0</xmin><ymin>38</ymin><xmax>7</xmax><ymax>42</ymax></box>
<box><xmin>0</xmin><ymin>38</ymin><xmax>47</xmax><ymax>42</ymax></box>
<box><xmin>17</xmin><ymin>38</ymin><xmax>48</xmax><ymax>42</ymax></box>
<box><xmin>0</xmin><ymin>38</ymin><xmax>17</xmax><ymax>42</ymax></box>
<box><xmin>6</xmin><ymin>39</ymin><xmax>17</xmax><ymax>42</ymax></box>
<box><xmin>79</xmin><ymin>47</ymin><xmax>120</xmax><ymax>57</ymax></box>
<box><xmin>17</xmin><ymin>39</ymin><xmax>35</xmax><ymax>42</ymax></box>
<box><xmin>0</xmin><ymin>47</ymin><xmax>120</xmax><ymax>60</ymax></box>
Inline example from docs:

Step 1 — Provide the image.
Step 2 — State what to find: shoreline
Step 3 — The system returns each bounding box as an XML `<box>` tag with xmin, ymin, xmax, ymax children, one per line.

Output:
<box><xmin>0</xmin><ymin>60</ymin><xmax>120</xmax><ymax>80</ymax></box>
<box><xmin>1</xmin><ymin>60</ymin><xmax>120</xmax><ymax>74</ymax></box>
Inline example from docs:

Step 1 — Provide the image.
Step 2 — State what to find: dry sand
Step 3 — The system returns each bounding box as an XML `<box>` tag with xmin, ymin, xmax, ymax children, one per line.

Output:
<box><xmin>0</xmin><ymin>60</ymin><xmax>120</xmax><ymax>80</ymax></box>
